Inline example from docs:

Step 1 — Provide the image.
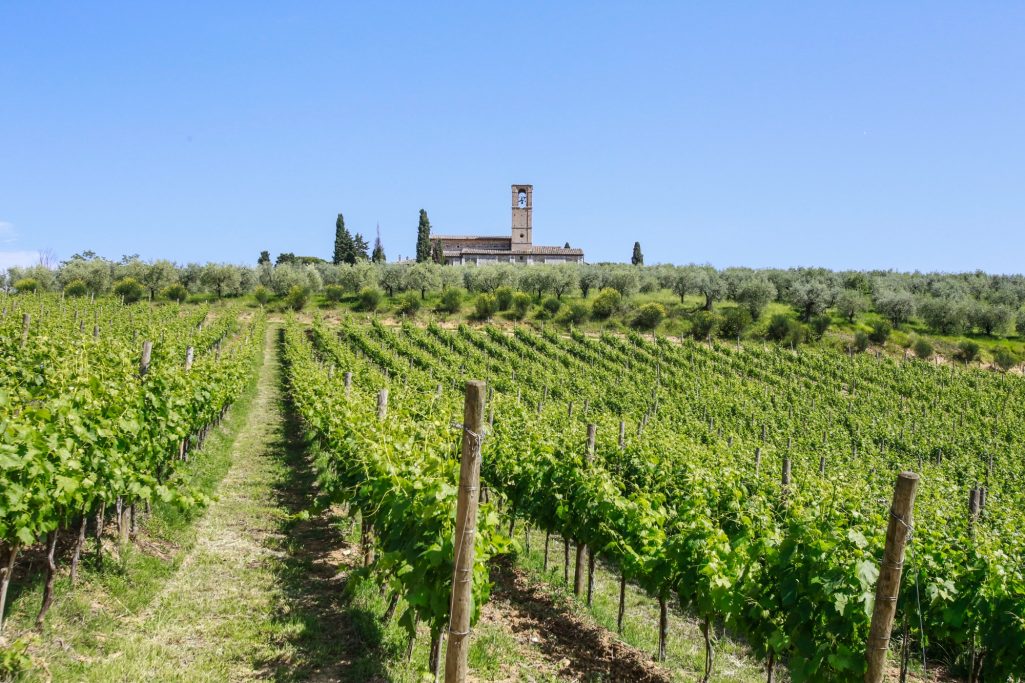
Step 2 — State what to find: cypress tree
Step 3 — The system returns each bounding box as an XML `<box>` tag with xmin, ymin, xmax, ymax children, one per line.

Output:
<box><xmin>333</xmin><ymin>213</ymin><xmax>354</xmax><ymax>265</ymax></box>
<box><xmin>416</xmin><ymin>209</ymin><xmax>432</xmax><ymax>263</ymax></box>
<box><xmin>632</xmin><ymin>241</ymin><xmax>644</xmax><ymax>266</ymax></box>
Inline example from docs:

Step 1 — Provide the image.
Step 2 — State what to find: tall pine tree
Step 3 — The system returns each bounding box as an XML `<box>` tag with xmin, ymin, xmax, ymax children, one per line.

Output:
<box><xmin>415</xmin><ymin>209</ymin><xmax>432</xmax><ymax>262</ymax></box>
<box><xmin>372</xmin><ymin>223</ymin><xmax>386</xmax><ymax>263</ymax></box>
<box><xmin>352</xmin><ymin>233</ymin><xmax>370</xmax><ymax>262</ymax></box>
<box><xmin>631</xmin><ymin>241</ymin><xmax>644</xmax><ymax>266</ymax></box>
<box><xmin>333</xmin><ymin>213</ymin><xmax>354</xmax><ymax>265</ymax></box>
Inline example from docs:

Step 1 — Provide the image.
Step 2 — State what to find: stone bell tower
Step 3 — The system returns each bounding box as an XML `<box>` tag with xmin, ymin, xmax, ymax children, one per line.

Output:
<box><xmin>511</xmin><ymin>184</ymin><xmax>532</xmax><ymax>250</ymax></box>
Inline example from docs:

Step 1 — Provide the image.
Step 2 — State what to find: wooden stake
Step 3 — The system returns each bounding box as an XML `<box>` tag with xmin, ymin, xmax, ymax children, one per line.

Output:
<box><xmin>139</xmin><ymin>340</ymin><xmax>153</xmax><ymax>378</ymax></box>
<box><xmin>444</xmin><ymin>380</ymin><xmax>486</xmax><ymax>683</ymax></box>
<box><xmin>344</xmin><ymin>371</ymin><xmax>353</xmax><ymax>398</ymax></box>
<box><xmin>617</xmin><ymin>572</ymin><xmax>627</xmax><ymax>633</ymax></box>
<box><xmin>573</xmin><ymin>425</ymin><xmax>597</xmax><ymax>596</ymax></box>
<box><xmin>20</xmin><ymin>313</ymin><xmax>30</xmax><ymax>347</ymax></box>
<box><xmin>865</xmin><ymin>471</ymin><xmax>920</xmax><ymax>683</ymax></box>
<box><xmin>377</xmin><ymin>388</ymin><xmax>388</xmax><ymax>421</ymax></box>
<box><xmin>185</xmin><ymin>346</ymin><xmax>195</xmax><ymax>371</ymax></box>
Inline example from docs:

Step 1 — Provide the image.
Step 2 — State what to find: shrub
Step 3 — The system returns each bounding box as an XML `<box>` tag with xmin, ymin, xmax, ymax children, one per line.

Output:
<box><xmin>252</xmin><ymin>286</ymin><xmax>271</xmax><ymax>305</ymax></box>
<box><xmin>912</xmin><ymin>338</ymin><xmax>933</xmax><ymax>360</ymax></box>
<box><xmin>285</xmin><ymin>285</ymin><xmax>308</xmax><ymax>311</ymax></box>
<box><xmin>956</xmin><ymin>340</ymin><xmax>981</xmax><ymax>363</ymax></box>
<box><xmin>590</xmin><ymin>288</ymin><xmax>622</xmax><ymax>320</ymax></box>
<box><xmin>1017</xmin><ymin>311</ymin><xmax>1025</xmax><ymax>337</ymax></box>
<box><xmin>64</xmin><ymin>279</ymin><xmax>88</xmax><ymax>297</ymax></box>
<box><xmin>632</xmin><ymin>303</ymin><xmax>666</xmax><ymax>331</ymax></box>
<box><xmin>473</xmin><ymin>293</ymin><xmax>498</xmax><ymax>320</ymax></box>
<box><xmin>541</xmin><ymin>296</ymin><xmax>562</xmax><ymax>316</ymax></box>
<box><xmin>438</xmin><ymin>288</ymin><xmax>462</xmax><ymax>314</ymax></box>
<box><xmin>395</xmin><ymin>292</ymin><xmax>421</xmax><ymax>316</ymax></box>
<box><xmin>324</xmin><ymin>284</ymin><xmax>345</xmax><ymax>303</ymax></box>
<box><xmin>113</xmin><ymin>277</ymin><xmax>144</xmax><ymax>303</ymax></box>
<box><xmin>13</xmin><ymin>278</ymin><xmax>40</xmax><ymax>294</ymax></box>
<box><xmin>690</xmin><ymin>310</ymin><xmax>719</xmax><ymax>340</ymax></box>
<box><xmin>557</xmin><ymin>302</ymin><xmax>589</xmax><ymax>326</ymax></box>
<box><xmin>809</xmin><ymin>314</ymin><xmax>831</xmax><ymax>340</ymax></box>
<box><xmin>510</xmin><ymin>292</ymin><xmax>531</xmax><ymax>320</ymax></box>
<box><xmin>495</xmin><ymin>286</ymin><xmax>515</xmax><ymax>311</ymax></box>
<box><xmin>868</xmin><ymin>320</ymin><xmax>892</xmax><ymax>345</ymax></box>
<box><xmin>162</xmin><ymin>283</ymin><xmax>188</xmax><ymax>302</ymax></box>
<box><xmin>766</xmin><ymin>314</ymin><xmax>804</xmax><ymax>346</ymax></box>
<box><xmin>719</xmin><ymin>307</ymin><xmax>751</xmax><ymax>339</ymax></box>
<box><xmin>993</xmin><ymin>347</ymin><xmax>1020</xmax><ymax>371</ymax></box>
<box><xmin>853</xmin><ymin>331</ymin><xmax>870</xmax><ymax>353</ymax></box>
<box><xmin>356</xmin><ymin>287</ymin><xmax>382</xmax><ymax>311</ymax></box>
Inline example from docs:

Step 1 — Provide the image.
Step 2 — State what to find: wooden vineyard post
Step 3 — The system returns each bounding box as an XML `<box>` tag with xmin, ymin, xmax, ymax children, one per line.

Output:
<box><xmin>185</xmin><ymin>346</ymin><xmax>195</xmax><ymax>371</ymax></box>
<box><xmin>619</xmin><ymin>420</ymin><xmax>626</xmax><ymax>449</ymax></box>
<box><xmin>444</xmin><ymin>380</ymin><xmax>486</xmax><ymax>683</ymax></box>
<box><xmin>20</xmin><ymin>313</ymin><xmax>30</xmax><ymax>347</ymax></box>
<box><xmin>344</xmin><ymin>371</ymin><xmax>352</xmax><ymax>398</ymax></box>
<box><xmin>865</xmin><ymin>472</ymin><xmax>920</xmax><ymax>683</ymax></box>
<box><xmin>377</xmin><ymin>388</ymin><xmax>388</xmax><ymax>421</ymax></box>
<box><xmin>574</xmin><ymin>424</ymin><xmax>596</xmax><ymax>597</ymax></box>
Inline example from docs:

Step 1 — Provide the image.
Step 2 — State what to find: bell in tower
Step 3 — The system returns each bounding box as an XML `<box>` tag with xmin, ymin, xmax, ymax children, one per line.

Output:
<box><xmin>511</xmin><ymin>184</ymin><xmax>532</xmax><ymax>250</ymax></box>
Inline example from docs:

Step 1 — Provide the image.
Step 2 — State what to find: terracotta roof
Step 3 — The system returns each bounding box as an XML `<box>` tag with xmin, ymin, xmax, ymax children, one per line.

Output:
<box><xmin>444</xmin><ymin>246</ymin><xmax>584</xmax><ymax>256</ymax></box>
<box><xmin>430</xmin><ymin>235</ymin><xmax>511</xmax><ymax>241</ymax></box>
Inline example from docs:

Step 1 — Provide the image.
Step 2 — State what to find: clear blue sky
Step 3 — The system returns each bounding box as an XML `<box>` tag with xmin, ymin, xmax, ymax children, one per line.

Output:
<box><xmin>2</xmin><ymin>3</ymin><xmax>1024</xmax><ymax>272</ymax></box>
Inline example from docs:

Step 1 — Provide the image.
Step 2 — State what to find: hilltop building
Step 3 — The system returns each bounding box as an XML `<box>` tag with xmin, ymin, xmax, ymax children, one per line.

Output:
<box><xmin>431</xmin><ymin>185</ymin><xmax>584</xmax><ymax>265</ymax></box>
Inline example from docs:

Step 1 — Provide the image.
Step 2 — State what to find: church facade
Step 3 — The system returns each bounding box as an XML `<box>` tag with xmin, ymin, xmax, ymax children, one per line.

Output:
<box><xmin>431</xmin><ymin>185</ymin><xmax>584</xmax><ymax>265</ymax></box>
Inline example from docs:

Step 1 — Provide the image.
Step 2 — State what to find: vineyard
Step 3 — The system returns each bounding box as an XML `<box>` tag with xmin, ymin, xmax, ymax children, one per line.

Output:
<box><xmin>284</xmin><ymin>314</ymin><xmax>1025</xmax><ymax>681</ymax></box>
<box><xmin>0</xmin><ymin>296</ymin><xmax>263</xmax><ymax>641</ymax></box>
<box><xmin>1</xmin><ymin>296</ymin><xmax>1024</xmax><ymax>681</ymax></box>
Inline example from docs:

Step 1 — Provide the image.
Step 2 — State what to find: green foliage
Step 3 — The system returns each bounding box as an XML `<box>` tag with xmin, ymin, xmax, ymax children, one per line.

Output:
<box><xmin>324</xmin><ymin>284</ymin><xmax>345</xmax><ymax>303</ymax></box>
<box><xmin>632</xmin><ymin>302</ymin><xmax>666</xmax><ymax>331</ymax></box>
<box><xmin>252</xmin><ymin>286</ymin><xmax>271</xmax><ymax>305</ymax></box>
<box><xmin>13</xmin><ymin>278</ymin><xmax>40</xmax><ymax>293</ymax></box>
<box><xmin>868</xmin><ymin>320</ymin><xmax>891</xmax><ymax>345</ymax></box>
<box><xmin>736</xmin><ymin>276</ymin><xmax>776</xmax><ymax>319</ymax></box>
<box><xmin>395</xmin><ymin>292</ymin><xmax>421</xmax><ymax>316</ymax></box>
<box><xmin>113</xmin><ymin>277</ymin><xmax>145</xmax><ymax>303</ymax></box>
<box><xmin>333</xmin><ymin>213</ymin><xmax>354</xmax><ymax>265</ymax></box>
<box><xmin>993</xmin><ymin>346</ymin><xmax>1020</xmax><ymax>371</ymax></box>
<box><xmin>912</xmin><ymin>338</ymin><xmax>933</xmax><ymax>360</ymax></box>
<box><xmin>63</xmin><ymin>279</ymin><xmax>88</xmax><ymax>297</ymax></box>
<box><xmin>853</xmin><ymin>331</ymin><xmax>870</xmax><ymax>352</ymax></box>
<box><xmin>494</xmin><ymin>286</ymin><xmax>514</xmax><ymax>311</ymax></box>
<box><xmin>162</xmin><ymin>283</ymin><xmax>188</xmax><ymax>302</ymax></box>
<box><xmin>258</xmin><ymin>250</ymin><xmax>271</xmax><ymax>265</ymax></box>
<box><xmin>285</xmin><ymin>285</ymin><xmax>309</xmax><ymax>311</ymax></box>
<box><xmin>509</xmin><ymin>292</ymin><xmax>531</xmax><ymax>320</ymax></box>
<box><xmin>541</xmin><ymin>296</ymin><xmax>562</xmax><ymax>316</ymax></box>
<box><xmin>438</xmin><ymin>288</ymin><xmax>463</xmax><ymax>314</ymax></box>
<box><xmin>556</xmin><ymin>301</ymin><xmax>589</xmax><ymax>326</ymax></box>
<box><xmin>719</xmin><ymin>307</ymin><xmax>751</xmax><ymax>339</ymax></box>
<box><xmin>631</xmin><ymin>241</ymin><xmax>644</xmax><ymax>266</ymax></box>
<box><xmin>356</xmin><ymin>287</ymin><xmax>382</xmax><ymax>312</ymax></box>
<box><xmin>766</xmin><ymin>313</ymin><xmax>805</xmax><ymax>346</ymax></box>
<box><xmin>875</xmin><ymin>290</ymin><xmax>916</xmax><ymax>325</ymax></box>
<box><xmin>416</xmin><ymin>209</ymin><xmax>432</xmax><ymax>263</ymax></box>
<box><xmin>956</xmin><ymin>340</ymin><xmax>981</xmax><ymax>363</ymax></box>
<box><xmin>835</xmin><ymin>289</ymin><xmax>868</xmax><ymax>323</ymax></box>
<box><xmin>0</xmin><ymin>637</ymin><xmax>31</xmax><ymax>679</ymax></box>
<box><xmin>590</xmin><ymin>288</ymin><xmax>622</xmax><ymax>320</ymax></box>
<box><xmin>473</xmin><ymin>293</ymin><xmax>498</xmax><ymax>320</ymax></box>
<box><xmin>809</xmin><ymin>313</ymin><xmax>832</xmax><ymax>340</ymax></box>
<box><xmin>690</xmin><ymin>310</ymin><xmax>719</xmax><ymax>340</ymax></box>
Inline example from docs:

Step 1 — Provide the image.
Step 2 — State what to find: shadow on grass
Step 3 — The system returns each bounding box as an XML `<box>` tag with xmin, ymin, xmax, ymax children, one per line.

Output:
<box><xmin>255</xmin><ymin>328</ymin><xmax>398</xmax><ymax>683</ymax></box>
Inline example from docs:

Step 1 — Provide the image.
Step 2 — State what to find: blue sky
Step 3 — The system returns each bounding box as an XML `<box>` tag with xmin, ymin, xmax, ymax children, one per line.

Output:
<box><xmin>2</xmin><ymin>2</ymin><xmax>1024</xmax><ymax>272</ymax></box>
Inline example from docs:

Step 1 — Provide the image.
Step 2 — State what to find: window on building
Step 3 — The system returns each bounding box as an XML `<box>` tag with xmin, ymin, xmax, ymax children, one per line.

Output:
<box><xmin>518</xmin><ymin>190</ymin><xmax>527</xmax><ymax>208</ymax></box>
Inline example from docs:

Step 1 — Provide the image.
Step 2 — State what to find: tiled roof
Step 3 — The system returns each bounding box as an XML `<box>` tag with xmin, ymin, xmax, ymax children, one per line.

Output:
<box><xmin>430</xmin><ymin>235</ymin><xmax>511</xmax><ymax>241</ymax></box>
<box><xmin>444</xmin><ymin>246</ymin><xmax>584</xmax><ymax>256</ymax></box>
